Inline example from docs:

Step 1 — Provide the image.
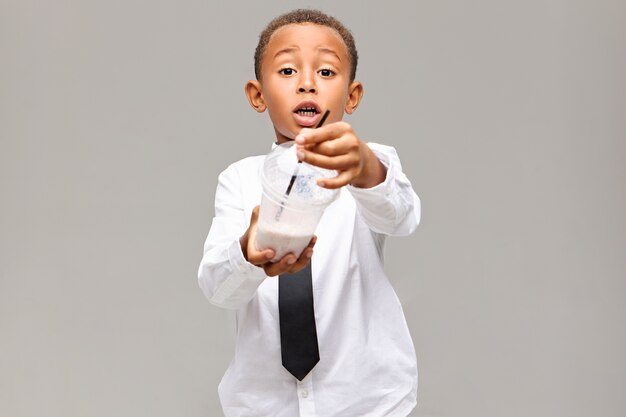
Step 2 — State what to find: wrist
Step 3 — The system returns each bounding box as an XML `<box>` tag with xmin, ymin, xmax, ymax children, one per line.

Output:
<box><xmin>351</xmin><ymin>145</ymin><xmax>387</xmax><ymax>188</ymax></box>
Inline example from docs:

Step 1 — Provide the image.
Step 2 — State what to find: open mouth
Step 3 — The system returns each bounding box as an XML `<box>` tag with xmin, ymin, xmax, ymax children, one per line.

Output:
<box><xmin>295</xmin><ymin>106</ymin><xmax>320</xmax><ymax>117</ymax></box>
<box><xmin>292</xmin><ymin>101</ymin><xmax>322</xmax><ymax>127</ymax></box>
<box><xmin>293</xmin><ymin>101</ymin><xmax>321</xmax><ymax>116</ymax></box>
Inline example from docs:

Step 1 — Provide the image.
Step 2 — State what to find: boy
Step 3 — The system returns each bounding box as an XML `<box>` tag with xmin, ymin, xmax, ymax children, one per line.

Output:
<box><xmin>198</xmin><ymin>9</ymin><xmax>420</xmax><ymax>417</ymax></box>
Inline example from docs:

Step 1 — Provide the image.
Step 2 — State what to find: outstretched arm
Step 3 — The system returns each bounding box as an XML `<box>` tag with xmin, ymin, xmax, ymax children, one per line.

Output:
<box><xmin>295</xmin><ymin>122</ymin><xmax>420</xmax><ymax>236</ymax></box>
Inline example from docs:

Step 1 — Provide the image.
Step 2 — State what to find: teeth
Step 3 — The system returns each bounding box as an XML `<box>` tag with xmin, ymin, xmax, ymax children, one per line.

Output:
<box><xmin>297</xmin><ymin>107</ymin><xmax>318</xmax><ymax>117</ymax></box>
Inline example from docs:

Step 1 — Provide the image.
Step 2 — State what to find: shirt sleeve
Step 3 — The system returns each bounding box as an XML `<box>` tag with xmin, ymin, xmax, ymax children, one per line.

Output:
<box><xmin>197</xmin><ymin>163</ymin><xmax>267</xmax><ymax>310</ymax></box>
<box><xmin>347</xmin><ymin>143</ymin><xmax>421</xmax><ymax>236</ymax></box>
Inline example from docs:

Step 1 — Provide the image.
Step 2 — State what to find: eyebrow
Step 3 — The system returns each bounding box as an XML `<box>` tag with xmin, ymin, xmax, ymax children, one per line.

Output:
<box><xmin>273</xmin><ymin>46</ymin><xmax>299</xmax><ymax>59</ymax></box>
<box><xmin>317</xmin><ymin>47</ymin><xmax>341</xmax><ymax>62</ymax></box>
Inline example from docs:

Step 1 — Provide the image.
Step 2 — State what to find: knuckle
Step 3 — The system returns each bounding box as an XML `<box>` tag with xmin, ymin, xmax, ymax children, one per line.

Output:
<box><xmin>323</xmin><ymin>141</ymin><xmax>336</xmax><ymax>153</ymax></box>
<box><xmin>348</xmin><ymin>137</ymin><xmax>359</xmax><ymax>150</ymax></box>
<box><xmin>337</xmin><ymin>121</ymin><xmax>351</xmax><ymax>131</ymax></box>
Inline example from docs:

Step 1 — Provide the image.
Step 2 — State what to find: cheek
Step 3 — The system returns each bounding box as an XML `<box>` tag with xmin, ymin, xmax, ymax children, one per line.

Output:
<box><xmin>262</xmin><ymin>84</ymin><xmax>290</xmax><ymax>109</ymax></box>
<box><xmin>331</xmin><ymin>90</ymin><xmax>350</xmax><ymax>110</ymax></box>
<box><xmin>327</xmin><ymin>81</ymin><xmax>350</xmax><ymax>101</ymax></box>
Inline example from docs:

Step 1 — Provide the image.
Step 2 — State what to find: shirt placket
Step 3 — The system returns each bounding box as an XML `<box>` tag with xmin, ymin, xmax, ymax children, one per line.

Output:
<box><xmin>296</xmin><ymin>374</ymin><xmax>316</xmax><ymax>416</ymax></box>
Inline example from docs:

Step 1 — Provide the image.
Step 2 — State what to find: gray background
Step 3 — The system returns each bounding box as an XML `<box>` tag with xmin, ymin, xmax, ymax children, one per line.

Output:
<box><xmin>1</xmin><ymin>0</ymin><xmax>624</xmax><ymax>416</ymax></box>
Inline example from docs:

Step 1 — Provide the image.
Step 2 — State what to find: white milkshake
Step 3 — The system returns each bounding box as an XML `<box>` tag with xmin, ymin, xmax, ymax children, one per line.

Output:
<box><xmin>255</xmin><ymin>141</ymin><xmax>338</xmax><ymax>263</ymax></box>
<box><xmin>255</xmin><ymin>223</ymin><xmax>312</xmax><ymax>262</ymax></box>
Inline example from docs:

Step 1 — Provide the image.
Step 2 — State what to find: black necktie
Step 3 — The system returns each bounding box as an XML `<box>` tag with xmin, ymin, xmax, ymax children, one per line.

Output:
<box><xmin>279</xmin><ymin>263</ymin><xmax>320</xmax><ymax>380</ymax></box>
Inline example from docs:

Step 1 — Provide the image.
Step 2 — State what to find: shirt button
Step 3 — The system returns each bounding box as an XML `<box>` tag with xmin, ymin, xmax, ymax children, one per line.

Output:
<box><xmin>301</xmin><ymin>389</ymin><xmax>309</xmax><ymax>398</ymax></box>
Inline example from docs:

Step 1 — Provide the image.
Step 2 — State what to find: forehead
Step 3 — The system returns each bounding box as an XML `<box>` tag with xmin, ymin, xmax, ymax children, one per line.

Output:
<box><xmin>265</xmin><ymin>23</ymin><xmax>349</xmax><ymax>60</ymax></box>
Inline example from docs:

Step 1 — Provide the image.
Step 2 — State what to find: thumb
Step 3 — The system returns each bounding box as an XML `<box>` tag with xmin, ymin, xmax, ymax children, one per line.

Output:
<box><xmin>248</xmin><ymin>205</ymin><xmax>261</xmax><ymax>250</ymax></box>
<box><xmin>250</xmin><ymin>205</ymin><xmax>260</xmax><ymax>225</ymax></box>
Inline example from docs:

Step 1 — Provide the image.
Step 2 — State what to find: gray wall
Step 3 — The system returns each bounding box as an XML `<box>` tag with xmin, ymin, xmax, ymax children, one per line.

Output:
<box><xmin>1</xmin><ymin>1</ymin><xmax>625</xmax><ymax>416</ymax></box>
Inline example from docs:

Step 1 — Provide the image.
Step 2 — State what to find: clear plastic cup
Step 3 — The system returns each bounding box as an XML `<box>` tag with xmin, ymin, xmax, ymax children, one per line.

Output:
<box><xmin>256</xmin><ymin>142</ymin><xmax>339</xmax><ymax>262</ymax></box>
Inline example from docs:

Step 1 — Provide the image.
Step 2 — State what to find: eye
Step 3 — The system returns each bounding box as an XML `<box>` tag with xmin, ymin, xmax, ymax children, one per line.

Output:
<box><xmin>319</xmin><ymin>68</ymin><xmax>335</xmax><ymax>77</ymax></box>
<box><xmin>279</xmin><ymin>67</ymin><xmax>296</xmax><ymax>76</ymax></box>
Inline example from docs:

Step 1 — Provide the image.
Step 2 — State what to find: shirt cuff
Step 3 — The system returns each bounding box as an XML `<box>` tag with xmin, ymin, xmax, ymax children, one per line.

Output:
<box><xmin>227</xmin><ymin>238</ymin><xmax>263</xmax><ymax>274</ymax></box>
<box><xmin>346</xmin><ymin>146</ymin><xmax>396</xmax><ymax>203</ymax></box>
<box><xmin>209</xmin><ymin>240</ymin><xmax>267</xmax><ymax>308</ymax></box>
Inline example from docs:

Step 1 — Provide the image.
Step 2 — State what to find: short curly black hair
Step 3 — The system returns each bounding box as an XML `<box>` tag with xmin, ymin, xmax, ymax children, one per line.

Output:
<box><xmin>254</xmin><ymin>9</ymin><xmax>358</xmax><ymax>82</ymax></box>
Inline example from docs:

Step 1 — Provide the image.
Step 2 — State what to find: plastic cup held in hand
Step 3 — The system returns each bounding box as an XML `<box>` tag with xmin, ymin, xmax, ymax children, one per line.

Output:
<box><xmin>256</xmin><ymin>141</ymin><xmax>339</xmax><ymax>262</ymax></box>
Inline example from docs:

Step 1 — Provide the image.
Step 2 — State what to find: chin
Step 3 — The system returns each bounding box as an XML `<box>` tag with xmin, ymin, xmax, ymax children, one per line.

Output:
<box><xmin>275</xmin><ymin>132</ymin><xmax>295</xmax><ymax>144</ymax></box>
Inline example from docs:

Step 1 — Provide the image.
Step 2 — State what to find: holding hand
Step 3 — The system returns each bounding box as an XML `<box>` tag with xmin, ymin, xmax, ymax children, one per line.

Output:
<box><xmin>295</xmin><ymin>121</ymin><xmax>387</xmax><ymax>189</ymax></box>
<box><xmin>240</xmin><ymin>206</ymin><xmax>316</xmax><ymax>277</ymax></box>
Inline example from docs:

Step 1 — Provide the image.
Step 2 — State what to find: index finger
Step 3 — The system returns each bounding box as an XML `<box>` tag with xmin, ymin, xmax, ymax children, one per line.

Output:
<box><xmin>296</xmin><ymin>121</ymin><xmax>351</xmax><ymax>146</ymax></box>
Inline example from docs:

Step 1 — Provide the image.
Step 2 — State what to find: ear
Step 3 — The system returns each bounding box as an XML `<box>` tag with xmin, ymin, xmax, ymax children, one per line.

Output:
<box><xmin>245</xmin><ymin>80</ymin><xmax>266</xmax><ymax>112</ymax></box>
<box><xmin>345</xmin><ymin>81</ymin><xmax>364</xmax><ymax>114</ymax></box>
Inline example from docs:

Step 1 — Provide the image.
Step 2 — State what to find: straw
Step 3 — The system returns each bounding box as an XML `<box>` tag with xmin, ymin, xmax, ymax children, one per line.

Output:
<box><xmin>274</xmin><ymin>109</ymin><xmax>330</xmax><ymax>222</ymax></box>
<box><xmin>285</xmin><ymin>109</ymin><xmax>330</xmax><ymax>196</ymax></box>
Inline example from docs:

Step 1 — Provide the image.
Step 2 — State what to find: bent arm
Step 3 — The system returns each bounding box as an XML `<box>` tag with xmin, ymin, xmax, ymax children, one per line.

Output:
<box><xmin>347</xmin><ymin>143</ymin><xmax>421</xmax><ymax>236</ymax></box>
<box><xmin>197</xmin><ymin>164</ymin><xmax>267</xmax><ymax>310</ymax></box>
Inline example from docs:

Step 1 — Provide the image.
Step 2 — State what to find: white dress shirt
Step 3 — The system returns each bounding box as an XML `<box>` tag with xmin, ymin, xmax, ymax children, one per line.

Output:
<box><xmin>198</xmin><ymin>143</ymin><xmax>421</xmax><ymax>417</ymax></box>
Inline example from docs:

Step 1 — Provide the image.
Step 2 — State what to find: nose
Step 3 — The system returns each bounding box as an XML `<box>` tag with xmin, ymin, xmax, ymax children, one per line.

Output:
<box><xmin>298</xmin><ymin>71</ymin><xmax>316</xmax><ymax>94</ymax></box>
